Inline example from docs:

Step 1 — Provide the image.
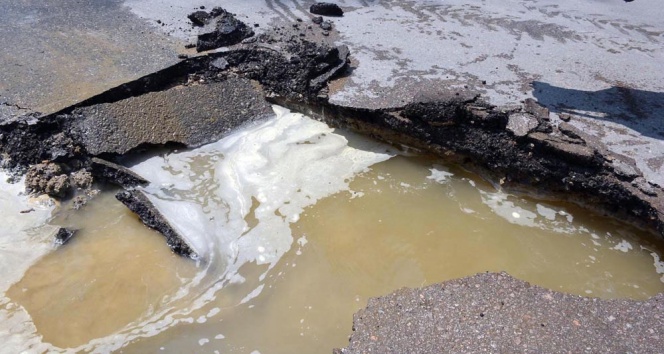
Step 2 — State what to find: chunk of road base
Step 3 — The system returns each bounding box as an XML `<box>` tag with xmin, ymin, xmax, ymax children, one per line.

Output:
<box><xmin>116</xmin><ymin>190</ymin><xmax>197</xmax><ymax>259</ymax></box>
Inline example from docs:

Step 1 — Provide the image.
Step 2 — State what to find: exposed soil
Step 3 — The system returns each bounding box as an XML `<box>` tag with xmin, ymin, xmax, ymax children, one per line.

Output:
<box><xmin>25</xmin><ymin>162</ymin><xmax>71</xmax><ymax>198</ymax></box>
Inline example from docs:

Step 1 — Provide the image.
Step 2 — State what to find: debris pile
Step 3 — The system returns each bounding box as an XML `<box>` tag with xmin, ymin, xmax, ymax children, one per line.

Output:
<box><xmin>187</xmin><ymin>7</ymin><xmax>254</xmax><ymax>52</ymax></box>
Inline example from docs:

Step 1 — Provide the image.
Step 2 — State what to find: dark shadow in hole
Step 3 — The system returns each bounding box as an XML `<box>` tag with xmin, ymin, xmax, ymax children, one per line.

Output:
<box><xmin>531</xmin><ymin>81</ymin><xmax>664</xmax><ymax>140</ymax></box>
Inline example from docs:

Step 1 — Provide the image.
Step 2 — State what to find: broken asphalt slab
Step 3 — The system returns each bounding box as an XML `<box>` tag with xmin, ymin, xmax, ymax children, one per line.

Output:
<box><xmin>72</xmin><ymin>77</ymin><xmax>271</xmax><ymax>155</ymax></box>
<box><xmin>116</xmin><ymin>190</ymin><xmax>197</xmax><ymax>258</ymax></box>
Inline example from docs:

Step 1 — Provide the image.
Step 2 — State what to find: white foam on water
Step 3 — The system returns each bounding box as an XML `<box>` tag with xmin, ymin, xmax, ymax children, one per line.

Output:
<box><xmin>613</xmin><ymin>240</ymin><xmax>633</xmax><ymax>253</ymax></box>
<box><xmin>427</xmin><ymin>165</ymin><xmax>454</xmax><ymax>184</ymax></box>
<box><xmin>0</xmin><ymin>173</ymin><xmax>57</xmax><ymax>293</ymax></box>
<box><xmin>479</xmin><ymin>190</ymin><xmax>538</xmax><ymax>228</ymax></box>
<box><xmin>474</xmin><ymin>188</ymin><xmax>585</xmax><ymax>236</ymax></box>
<box><xmin>536</xmin><ymin>204</ymin><xmax>558</xmax><ymax>221</ymax></box>
<box><xmin>0</xmin><ymin>172</ymin><xmax>60</xmax><ymax>353</ymax></box>
<box><xmin>649</xmin><ymin>252</ymin><xmax>664</xmax><ymax>283</ymax></box>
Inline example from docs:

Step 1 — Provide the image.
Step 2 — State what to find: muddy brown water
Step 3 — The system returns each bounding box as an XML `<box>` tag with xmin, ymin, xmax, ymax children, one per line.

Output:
<box><xmin>2</xmin><ymin>107</ymin><xmax>664</xmax><ymax>353</ymax></box>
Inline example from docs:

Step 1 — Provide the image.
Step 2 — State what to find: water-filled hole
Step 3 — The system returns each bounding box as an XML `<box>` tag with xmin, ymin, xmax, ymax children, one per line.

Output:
<box><xmin>1</xmin><ymin>106</ymin><xmax>663</xmax><ymax>353</ymax></box>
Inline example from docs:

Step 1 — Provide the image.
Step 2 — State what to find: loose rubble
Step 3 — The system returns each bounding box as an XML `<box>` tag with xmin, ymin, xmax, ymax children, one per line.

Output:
<box><xmin>192</xmin><ymin>7</ymin><xmax>254</xmax><ymax>52</ymax></box>
<box><xmin>310</xmin><ymin>3</ymin><xmax>344</xmax><ymax>17</ymax></box>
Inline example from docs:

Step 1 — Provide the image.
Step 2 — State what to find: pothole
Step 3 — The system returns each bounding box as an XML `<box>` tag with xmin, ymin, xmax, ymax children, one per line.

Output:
<box><xmin>2</xmin><ymin>106</ymin><xmax>663</xmax><ymax>352</ymax></box>
<box><xmin>1</xmin><ymin>4</ymin><xmax>663</xmax><ymax>353</ymax></box>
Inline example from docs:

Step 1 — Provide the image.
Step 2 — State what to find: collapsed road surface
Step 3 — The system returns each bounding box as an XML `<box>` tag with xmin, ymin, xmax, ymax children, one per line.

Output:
<box><xmin>1</xmin><ymin>0</ymin><xmax>664</xmax><ymax>352</ymax></box>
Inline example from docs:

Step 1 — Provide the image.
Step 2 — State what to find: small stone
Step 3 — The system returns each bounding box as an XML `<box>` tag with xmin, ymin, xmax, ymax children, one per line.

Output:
<box><xmin>559</xmin><ymin>113</ymin><xmax>571</xmax><ymax>122</ymax></box>
<box><xmin>632</xmin><ymin>178</ymin><xmax>658</xmax><ymax>197</ymax></box>
<box><xmin>210</xmin><ymin>57</ymin><xmax>229</xmax><ymax>70</ymax></box>
<box><xmin>54</xmin><ymin>228</ymin><xmax>77</xmax><ymax>246</ymax></box>
<box><xmin>209</xmin><ymin>7</ymin><xmax>225</xmax><ymax>17</ymax></box>
<box><xmin>187</xmin><ymin>10</ymin><xmax>211</xmax><ymax>27</ymax></box>
<box><xmin>310</xmin><ymin>2</ymin><xmax>344</xmax><ymax>17</ymax></box>
<box><xmin>178</xmin><ymin>54</ymin><xmax>189</xmax><ymax>59</ymax></box>
<box><xmin>312</xmin><ymin>16</ymin><xmax>323</xmax><ymax>24</ymax></box>
<box><xmin>523</xmin><ymin>98</ymin><xmax>550</xmax><ymax>120</ymax></box>
<box><xmin>506</xmin><ymin>113</ymin><xmax>538</xmax><ymax>137</ymax></box>
<box><xmin>558</xmin><ymin>122</ymin><xmax>585</xmax><ymax>143</ymax></box>
<box><xmin>612</xmin><ymin>159</ymin><xmax>640</xmax><ymax>181</ymax></box>
<box><xmin>320</xmin><ymin>21</ymin><xmax>333</xmax><ymax>31</ymax></box>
